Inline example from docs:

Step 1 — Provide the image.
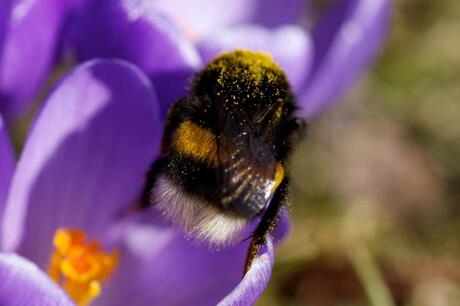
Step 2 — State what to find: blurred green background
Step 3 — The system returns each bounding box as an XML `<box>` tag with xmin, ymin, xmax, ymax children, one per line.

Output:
<box><xmin>258</xmin><ymin>0</ymin><xmax>460</xmax><ymax>305</ymax></box>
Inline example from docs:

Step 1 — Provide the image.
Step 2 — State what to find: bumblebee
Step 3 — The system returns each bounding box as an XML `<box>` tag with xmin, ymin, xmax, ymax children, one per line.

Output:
<box><xmin>141</xmin><ymin>50</ymin><xmax>305</xmax><ymax>273</ymax></box>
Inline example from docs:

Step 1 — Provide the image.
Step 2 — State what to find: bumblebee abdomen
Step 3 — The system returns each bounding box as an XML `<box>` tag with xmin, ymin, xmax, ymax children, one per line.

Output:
<box><xmin>164</xmin><ymin>152</ymin><xmax>220</xmax><ymax>205</ymax></box>
<box><xmin>152</xmin><ymin>173</ymin><xmax>249</xmax><ymax>245</ymax></box>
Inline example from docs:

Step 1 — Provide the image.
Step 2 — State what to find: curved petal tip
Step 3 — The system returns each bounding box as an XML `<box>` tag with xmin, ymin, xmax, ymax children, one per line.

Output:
<box><xmin>300</xmin><ymin>0</ymin><xmax>391</xmax><ymax>118</ymax></box>
<box><xmin>0</xmin><ymin>253</ymin><xmax>75</xmax><ymax>306</ymax></box>
<box><xmin>218</xmin><ymin>239</ymin><xmax>275</xmax><ymax>306</ymax></box>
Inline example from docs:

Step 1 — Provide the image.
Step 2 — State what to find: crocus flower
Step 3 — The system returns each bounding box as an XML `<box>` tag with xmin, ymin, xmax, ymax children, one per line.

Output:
<box><xmin>0</xmin><ymin>0</ymin><xmax>391</xmax><ymax>305</ymax></box>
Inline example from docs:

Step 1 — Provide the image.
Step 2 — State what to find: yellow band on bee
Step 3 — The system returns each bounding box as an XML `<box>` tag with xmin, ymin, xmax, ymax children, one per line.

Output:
<box><xmin>272</xmin><ymin>163</ymin><xmax>284</xmax><ymax>193</ymax></box>
<box><xmin>173</xmin><ymin>120</ymin><xmax>218</xmax><ymax>166</ymax></box>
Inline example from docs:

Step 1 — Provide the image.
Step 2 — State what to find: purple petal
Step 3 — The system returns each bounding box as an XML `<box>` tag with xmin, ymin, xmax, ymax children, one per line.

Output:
<box><xmin>73</xmin><ymin>0</ymin><xmax>201</xmax><ymax>116</ymax></box>
<box><xmin>153</xmin><ymin>0</ymin><xmax>306</xmax><ymax>39</ymax></box>
<box><xmin>0</xmin><ymin>115</ymin><xmax>15</xmax><ymax>223</ymax></box>
<box><xmin>197</xmin><ymin>25</ymin><xmax>312</xmax><ymax>93</ymax></box>
<box><xmin>0</xmin><ymin>0</ymin><xmax>68</xmax><ymax>122</ymax></box>
<box><xmin>97</xmin><ymin>211</ymin><xmax>285</xmax><ymax>306</ymax></box>
<box><xmin>271</xmin><ymin>207</ymin><xmax>290</xmax><ymax>244</ymax></box>
<box><xmin>0</xmin><ymin>1</ymin><xmax>11</xmax><ymax>62</ymax></box>
<box><xmin>0</xmin><ymin>253</ymin><xmax>74</xmax><ymax>306</ymax></box>
<box><xmin>218</xmin><ymin>241</ymin><xmax>274</xmax><ymax>306</ymax></box>
<box><xmin>250</xmin><ymin>0</ymin><xmax>307</xmax><ymax>28</ymax></box>
<box><xmin>1</xmin><ymin>59</ymin><xmax>161</xmax><ymax>268</ymax></box>
<box><xmin>152</xmin><ymin>0</ymin><xmax>255</xmax><ymax>39</ymax></box>
<box><xmin>299</xmin><ymin>0</ymin><xmax>391</xmax><ymax>118</ymax></box>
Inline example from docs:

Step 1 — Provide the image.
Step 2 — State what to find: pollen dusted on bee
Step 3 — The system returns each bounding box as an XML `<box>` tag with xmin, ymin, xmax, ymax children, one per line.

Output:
<box><xmin>204</xmin><ymin>49</ymin><xmax>289</xmax><ymax>106</ymax></box>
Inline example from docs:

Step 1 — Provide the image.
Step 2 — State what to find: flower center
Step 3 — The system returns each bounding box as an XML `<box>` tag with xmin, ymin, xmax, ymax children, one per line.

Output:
<box><xmin>47</xmin><ymin>228</ymin><xmax>119</xmax><ymax>306</ymax></box>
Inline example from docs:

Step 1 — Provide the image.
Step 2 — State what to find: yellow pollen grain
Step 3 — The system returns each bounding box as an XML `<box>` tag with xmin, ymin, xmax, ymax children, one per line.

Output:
<box><xmin>173</xmin><ymin>120</ymin><xmax>218</xmax><ymax>166</ymax></box>
<box><xmin>48</xmin><ymin>228</ymin><xmax>119</xmax><ymax>306</ymax></box>
<box><xmin>274</xmin><ymin>102</ymin><xmax>284</xmax><ymax>121</ymax></box>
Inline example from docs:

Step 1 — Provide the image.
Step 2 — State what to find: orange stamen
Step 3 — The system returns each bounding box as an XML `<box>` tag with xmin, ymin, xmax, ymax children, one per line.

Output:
<box><xmin>48</xmin><ymin>228</ymin><xmax>119</xmax><ymax>306</ymax></box>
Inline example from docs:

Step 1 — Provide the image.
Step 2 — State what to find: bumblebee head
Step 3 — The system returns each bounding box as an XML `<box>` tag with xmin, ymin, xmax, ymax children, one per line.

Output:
<box><xmin>192</xmin><ymin>50</ymin><xmax>291</xmax><ymax>136</ymax></box>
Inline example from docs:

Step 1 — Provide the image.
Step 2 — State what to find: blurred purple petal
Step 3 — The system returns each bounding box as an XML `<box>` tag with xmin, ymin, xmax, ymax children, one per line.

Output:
<box><xmin>1</xmin><ymin>59</ymin><xmax>161</xmax><ymax>268</ymax></box>
<box><xmin>152</xmin><ymin>0</ymin><xmax>256</xmax><ymax>39</ymax></box>
<box><xmin>218</xmin><ymin>240</ymin><xmax>274</xmax><ymax>306</ymax></box>
<box><xmin>97</xmin><ymin>211</ymin><xmax>285</xmax><ymax>306</ymax></box>
<box><xmin>73</xmin><ymin>0</ymin><xmax>201</xmax><ymax>116</ymax></box>
<box><xmin>0</xmin><ymin>253</ymin><xmax>74</xmax><ymax>306</ymax></box>
<box><xmin>299</xmin><ymin>0</ymin><xmax>391</xmax><ymax>118</ymax></box>
<box><xmin>153</xmin><ymin>0</ymin><xmax>306</xmax><ymax>39</ymax></box>
<box><xmin>0</xmin><ymin>0</ymin><xmax>11</xmax><ymax>62</ymax></box>
<box><xmin>271</xmin><ymin>207</ymin><xmax>290</xmax><ymax>244</ymax></box>
<box><xmin>100</xmin><ymin>223</ymin><xmax>248</xmax><ymax>306</ymax></box>
<box><xmin>0</xmin><ymin>115</ymin><xmax>15</xmax><ymax>223</ymax></box>
<box><xmin>251</xmin><ymin>0</ymin><xmax>307</xmax><ymax>28</ymax></box>
<box><xmin>0</xmin><ymin>0</ymin><xmax>68</xmax><ymax>122</ymax></box>
<box><xmin>198</xmin><ymin>25</ymin><xmax>312</xmax><ymax>93</ymax></box>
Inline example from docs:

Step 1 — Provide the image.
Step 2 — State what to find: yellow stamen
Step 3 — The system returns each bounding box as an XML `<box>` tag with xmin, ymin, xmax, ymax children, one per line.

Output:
<box><xmin>48</xmin><ymin>228</ymin><xmax>119</xmax><ymax>306</ymax></box>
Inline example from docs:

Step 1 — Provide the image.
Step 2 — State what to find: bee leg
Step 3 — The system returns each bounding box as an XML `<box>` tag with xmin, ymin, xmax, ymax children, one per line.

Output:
<box><xmin>244</xmin><ymin>178</ymin><xmax>289</xmax><ymax>275</ymax></box>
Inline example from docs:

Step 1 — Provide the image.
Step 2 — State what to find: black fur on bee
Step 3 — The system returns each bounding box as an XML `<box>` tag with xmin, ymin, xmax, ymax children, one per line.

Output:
<box><xmin>140</xmin><ymin>50</ymin><xmax>306</xmax><ymax>274</ymax></box>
